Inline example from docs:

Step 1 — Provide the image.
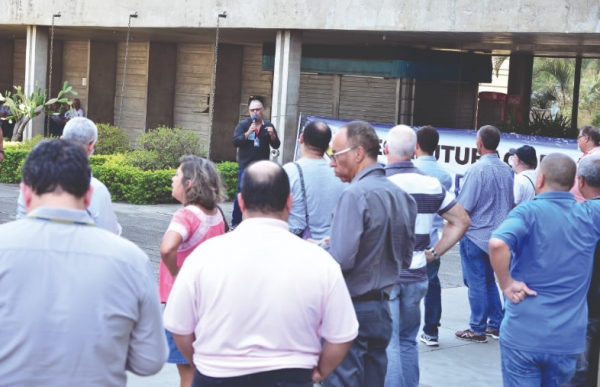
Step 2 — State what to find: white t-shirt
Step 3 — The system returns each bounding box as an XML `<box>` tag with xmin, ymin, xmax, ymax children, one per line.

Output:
<box><xmin>163</xmin><ymin>218</ymin><xmax>358</xmax><ymax>378</ymax></box>
<box><xmin>283</xmin><ymin>157</ymin><xmax>346</xmax><ymax>240</ymax></box>
<box><xmin>65</xmin><ymin>108</ymin><xmax>85</xmax><ymax>119</ymax></box>
<box><xmin>514</xmin><ymin>169</ymin><xmax>537</xmax><ymax>205</ymax></box>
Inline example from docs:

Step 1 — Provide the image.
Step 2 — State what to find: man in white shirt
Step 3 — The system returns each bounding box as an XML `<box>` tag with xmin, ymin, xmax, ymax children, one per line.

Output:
<box><xmin>65</xmin><ymin>98</ymin><xmax>85</xmax><ymax>120</ymax></box>
<box><xmin>0</xmin><ymin>139</ymin><xmax>167</xmax><ymax>387</ymax></box>
<box><xmin>509</xmin><ymin>145</ymin><xmax>537</xmax><ymax>205</ymax></box>
<box><xmin>16</xmin><ymin>117</ymin><xmax>122</xmax><ymax>235</ymax></box>
<box><xmin>164</xmin><ymin>160</ymin><xmax>358</xmax><ymax>387</ymax></box>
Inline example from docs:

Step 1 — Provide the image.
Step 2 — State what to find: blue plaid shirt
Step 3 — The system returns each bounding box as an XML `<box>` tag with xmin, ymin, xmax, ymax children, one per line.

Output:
<box><xmin>457</xmin><ymin>153</ymin><xmax>514</xmax><ymax>254</ymax></box>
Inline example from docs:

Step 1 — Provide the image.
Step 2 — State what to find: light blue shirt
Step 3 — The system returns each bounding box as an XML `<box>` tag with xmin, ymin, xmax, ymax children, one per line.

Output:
<box><xmin>492</xmin><ymin>192</ymin><xmax>600</xmax><ymax>354</ymax></box>
<box><xmin>0</xmin><ymin>207</ymin><xmax>167</xmax><ymax>386</ymax></box>
<box><xmin>413</xmin><ymin>155</ymin><xmax>453</xmax><ymax>247</ymax></box>
<box><xmin>457</xmin><ymin>153</ymin><xmax>514</xmax><ymax>253</ymax></box>
<box><xmin>283</xmin><ymin>158</ymin><xmax>346</xmax><ymax>240</ymax></box>
<box><xmin>16</xmin><ymin>176</ymin><xmax>122</xmax><ymax>235</ymax></box>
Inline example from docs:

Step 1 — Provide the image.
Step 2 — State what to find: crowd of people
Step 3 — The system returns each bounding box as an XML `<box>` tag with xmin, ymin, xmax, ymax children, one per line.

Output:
<box><xmin>0</xmin><ymin>99</ymin><xmax>600</xmax><ymax>387</ymax></box>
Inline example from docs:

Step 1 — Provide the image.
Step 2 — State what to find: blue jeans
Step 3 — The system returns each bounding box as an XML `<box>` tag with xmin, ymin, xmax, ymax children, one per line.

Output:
<box><xmin>459</xmin><ymin>236</ymin><xmax>503</xmax><ymax>335</ymax></box>
<box><xmin>231</xmin><ymin>169</ymin><xmax>244</xmax><ymax>227</ymax></box>
<box><xmin>323</xmin><ymin>300</ymin><xmax>392</xmax><ymax>387</ymax></box>
<box><xmin>192</xmin><ymin>367</ymin><xmax>312</xmax><ymax>387</ymax></box>
<box><xmin>385</xmin><ymin>281</ymin><xmax>429</xmax><ymax>387</ymax></box>
<box><xmin>501</xmin><ymin>343</ymin><xmax>578</xmax><ymax>387</ymax></box>
<box><xmin>423</xmin><ymin>259</ymin><xmax>442</xmax><ymax>337</ymax></box>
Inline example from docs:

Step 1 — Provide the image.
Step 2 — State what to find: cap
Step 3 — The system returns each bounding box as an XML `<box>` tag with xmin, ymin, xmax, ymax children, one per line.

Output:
<box><xmin>509</xmin><ymin>145</ymin><xmax>538</xmax><ymax>168</ymax></box>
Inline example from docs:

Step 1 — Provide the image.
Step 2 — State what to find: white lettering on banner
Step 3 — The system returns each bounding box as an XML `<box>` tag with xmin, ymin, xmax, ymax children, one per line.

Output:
<box><xmin>296</xmin><ymin>115</ymin><xmax>580</xmax><ymax>194</ymax></box>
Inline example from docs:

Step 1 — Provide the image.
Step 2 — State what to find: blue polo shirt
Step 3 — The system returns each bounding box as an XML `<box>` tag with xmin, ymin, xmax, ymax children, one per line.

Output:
<box><xmin>492</xmin><ymin>191</ymin><xmax>600</xmax><ymax>355</ymax></box>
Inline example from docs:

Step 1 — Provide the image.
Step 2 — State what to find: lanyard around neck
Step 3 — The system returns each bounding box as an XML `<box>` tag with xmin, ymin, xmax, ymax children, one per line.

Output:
<box><xmin>26</xmin><ymin>215</ymin><xmax>96</xmax><ymax>227</ymax></box>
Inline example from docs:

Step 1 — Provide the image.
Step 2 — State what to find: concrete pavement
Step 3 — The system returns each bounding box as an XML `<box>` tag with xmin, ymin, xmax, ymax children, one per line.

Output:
<box><xmin>0</xmin><ymin>183</ymin><xmax>503</xmax><ymax>387</ymax></box>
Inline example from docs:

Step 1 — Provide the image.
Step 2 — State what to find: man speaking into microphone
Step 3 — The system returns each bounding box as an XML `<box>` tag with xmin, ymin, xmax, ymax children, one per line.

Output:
<box><xmin>232</xmin><ymin>98</ymin><xmax>281</xmax><ymax>228</ymax></box>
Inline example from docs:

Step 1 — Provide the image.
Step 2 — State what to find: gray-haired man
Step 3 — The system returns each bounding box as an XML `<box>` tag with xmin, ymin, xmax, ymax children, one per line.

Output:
<box><xmin>16</xmin><ymin>117</ymin><xmax>121</xmax><ymax>235</ymax></box>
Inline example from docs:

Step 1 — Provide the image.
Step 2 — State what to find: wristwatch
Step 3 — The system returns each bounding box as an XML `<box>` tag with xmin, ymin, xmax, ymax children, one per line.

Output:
<box><xmin>427</xmin><ymin>248</ymin><xmax>441</xmax><ymax>261</ymax></box>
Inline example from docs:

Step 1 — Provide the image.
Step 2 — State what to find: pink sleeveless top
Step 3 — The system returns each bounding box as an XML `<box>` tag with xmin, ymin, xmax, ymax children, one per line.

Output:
<box><xmin>159</xmin><ymin>205</ymin><xmax>225</xmax><ymax>303</ymax></box>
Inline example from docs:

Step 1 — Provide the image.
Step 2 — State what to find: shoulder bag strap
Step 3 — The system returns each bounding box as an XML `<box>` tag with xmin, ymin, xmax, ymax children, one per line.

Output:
<box><xmin>216</xmin><ymin>205</ymin><xmax>230</xmax><ymax>232</ymax></box>
<box><xmin>294</xmin><ymin>162</ymin><xmax>310</xmax><ymax>229</ymax></box>
<box><xmin>523</xmin><ymin>174</ymin><xmax>536</xmax><ymax>191</ymax></box>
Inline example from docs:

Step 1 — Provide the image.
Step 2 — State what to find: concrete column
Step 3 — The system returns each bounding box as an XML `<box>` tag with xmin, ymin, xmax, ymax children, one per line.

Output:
<box><xmin>271</xmin><ymin>30</ymin><xmax>302</xmax><ymax>164</ymax></box>
<box><xmin>507</xmin><ymin>53</ymin><xmax>533</xmax><ymax>125</ymax></box>
<box><xmin>24</xmin><ymin>26</ymin><xmax>49</xmax><ymax>139</ymax></box>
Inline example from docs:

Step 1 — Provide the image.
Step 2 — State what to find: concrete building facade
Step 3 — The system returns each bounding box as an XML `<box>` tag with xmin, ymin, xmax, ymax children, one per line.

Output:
<box><xmin>1</xmin><ymin>0</ymin><xmax>599</xmax><ymax>162</ymax></box>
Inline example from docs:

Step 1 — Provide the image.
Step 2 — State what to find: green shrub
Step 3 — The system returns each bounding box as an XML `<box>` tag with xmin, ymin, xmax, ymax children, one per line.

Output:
<box><xmin>95</xmin><ymin>124</ymin><xmax>130</xmax><ymax>155</ymax></box>
<box><xmin>127</xmin><ymin>126</ymin><xmax>205</xmax><ymax>171</ymax></box>
<box><xmin>217</xmin><ymin>161</ymin><xmax>239</xmax><ymax>199</ymax></box>
<box><xmin>6</xmin><ymin>135</ymin><xmax>47</xmax><ymax>151</ymax></box>
<box><xmin>0</xmin><ymin>149</ymin><xmax>29</xmax><ymax>183</ymax></box>
<box><xmin>0</xmin><ymin>147</ymin><xmax>238</xmax><ymax>205</ymax></box>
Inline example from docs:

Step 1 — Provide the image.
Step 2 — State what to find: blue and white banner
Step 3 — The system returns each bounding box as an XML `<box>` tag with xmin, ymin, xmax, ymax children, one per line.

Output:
<box><xmin>295</xmin><ymin>115</ymin><xmax>581</xmax><ymax>193</ymax></box>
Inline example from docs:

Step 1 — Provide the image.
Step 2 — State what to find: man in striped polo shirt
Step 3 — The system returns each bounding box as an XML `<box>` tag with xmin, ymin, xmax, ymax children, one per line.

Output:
<box><xmin>384</xmin><ymin>125</ymin><xmax>471</xmax><ymax>387</ymax></box>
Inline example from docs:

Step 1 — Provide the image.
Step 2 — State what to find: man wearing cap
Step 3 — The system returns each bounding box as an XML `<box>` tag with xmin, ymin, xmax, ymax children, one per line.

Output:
<box><xmin>509</xmin><ymin>145</ymin><xmax>538</xmax><ymax>206</ymax></box>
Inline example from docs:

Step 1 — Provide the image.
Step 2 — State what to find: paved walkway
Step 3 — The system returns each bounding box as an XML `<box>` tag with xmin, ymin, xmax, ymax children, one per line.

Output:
<box><xmin>0</xmin><ymin>183</ymin><xmax>503</xmax><ymax>387</ymax></box>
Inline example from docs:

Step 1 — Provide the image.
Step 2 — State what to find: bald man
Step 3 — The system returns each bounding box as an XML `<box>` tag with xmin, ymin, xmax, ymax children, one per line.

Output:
<box><xmin>489</xmin><ymin>154</ymin><xmax>600</xmax><ymax>386</ymax></box>
<box><xmin>163</xmin><ymin>161</ymin><xmax>358</xmax><ymax>387</ymax></box>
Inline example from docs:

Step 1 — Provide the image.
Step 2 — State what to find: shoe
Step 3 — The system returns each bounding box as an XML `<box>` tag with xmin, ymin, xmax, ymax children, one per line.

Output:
<box><xmin>455</xmin><ymin>329</ymin><xmax>487</xmax><ymax>343</ymax></box>
<box><xmin>486</xmin><ymin>327</ymin><xmax>499</xmax><ymax>340</ymax></box>
<box><xmin>420</xmin><ymin>333</ymin><xmax>439</xmax><ymax>346</ymax></box>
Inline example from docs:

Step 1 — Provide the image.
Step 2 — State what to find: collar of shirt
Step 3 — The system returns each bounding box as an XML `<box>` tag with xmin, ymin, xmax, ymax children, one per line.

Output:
<box><xmin>27</xmin><ymin>206</ymin><xmax>94</xmax><ymax>224</ymax></box>
<box><xmin>351</xmin><ymin>164</ymin><xmax>385</xmax><ymax>184</ymax></box>
<box><xmin>384</xmin><ymin>160</ymin><xmax>422</xmax><ymax>175</ymax></box>
<box><xmin>416</xmin><ymin>155</ymin><xmax>437</xmax><ymax>162</ymax></box>
<box><xmin>585</xmin><ymin>146</ymin><xmax>600</xmax><ymax>156</ymax></box>
<box><xmin>479</xmin><ymin>153</ymin><xmax>500</xmax><ymax>161</ymax></box>
<box><xmin>532</xmin><ymin>190</ymin><xmax>575</xmax><ymax>202</ymax></box>
<box><xmin>235</xmin><ymin>217</ymin><xmax>289</xmax><ymax>232</ymax></box>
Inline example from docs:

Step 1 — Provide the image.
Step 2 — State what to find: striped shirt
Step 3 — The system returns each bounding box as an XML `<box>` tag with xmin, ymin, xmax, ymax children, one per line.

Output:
<box><xmin>386</xmin><ymin>161</ymin><xmax>456</xmax><ymax>283</ymax></box>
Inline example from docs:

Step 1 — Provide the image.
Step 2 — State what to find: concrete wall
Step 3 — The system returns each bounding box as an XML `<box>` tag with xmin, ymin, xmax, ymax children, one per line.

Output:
<box><xmin>239</xmin><ymin>45</ymin><xmax>273</xmax><ymax>122</ymax></box>
<box><xmin>12</xmin><ymin>39</ymin><xmax>26</xmax><ymax>90</ymax></box>
<box><xmin>62</xmin><ymin>41</ymin><xmax>89</xmax><ymax>113</ymax></box>
<box><xmin>88</xmin><ymin>41</ymin><xmax>117</xmax><ymax>125</ymax></box>
<box><xmin>146</xmin><ymin>42</ymin><xmax>176</xmax><ymax>130</ymax></box>
<box><xmin>3</xmin><ymin>1</ymin><xmax>599</xmax><ymax>33</ymax></box>
<box><xmin>211</xmin><ymin>44</ymin><xmax>242</xmax><ymax>162</ymax></box>
<box><xmin>173</xmin><ymin>43</ymin><xmax>214</xmax><ymax>146</ymax></box>
<box><xmin>114</xmin><ymin>42</ymin><xmax>149</xmax><ymax>142</ymax></box>
<box><xmin>0</xmin><ymin>41</ymin><xmax>14</xmax><ymax>95</ymax></box>
<box><xmin>47</xmin><ymin>40</ymin><xmax>64</xmax><ymax>100</ymax></box>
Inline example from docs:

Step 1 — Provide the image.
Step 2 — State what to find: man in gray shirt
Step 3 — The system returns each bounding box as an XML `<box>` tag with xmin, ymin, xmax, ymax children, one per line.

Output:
<box><xmin>321</xmin><ymin>121</ymin><xmax>417</xmax><ymax>387</ymax></box>
<box><xmin>0</xmin><ymin>139</ymin><xmax>167</xmax><ymax>386</ymax></box>
<box><xmin>283</xmin><ymin>121</ymin><xmax>346</xmax><ymax>240</ymax></box>
<box><xmin>16</xmin><ymin>117</ymin><xmax>121</xmax><ymax>235</ymax></box>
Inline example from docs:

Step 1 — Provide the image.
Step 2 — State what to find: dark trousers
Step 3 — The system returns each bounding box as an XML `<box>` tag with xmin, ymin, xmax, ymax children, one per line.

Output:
<box><xmin>423</xmin><ymin>259</ymin><xmax>442</xmax><ymax>337</ymax></box>
<box><xmin>231</xmin><ymin>169</ymin><xmax>244</xmax><ymax>227</ymax></box>
<box><xmin>322</xmin><ymin>300</ymin><xmax>392</xmax><ymax>387</ymax></box>
<box><xmin>564</xmin><ymin>317</ymin><xmax>600</xmax><ymax>387</ymax></box>
<box><xmin>1</xmin><ymin>120</ymin><xmax>14</xmax><ymax>139</ymax></box>
<box><xmin>191</xmin><ymin>368</ymin><xmax>312</xmax><ymax>387</ymax></box>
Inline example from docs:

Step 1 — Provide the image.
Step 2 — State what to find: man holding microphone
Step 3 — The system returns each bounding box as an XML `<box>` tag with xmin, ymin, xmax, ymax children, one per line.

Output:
<box><xmin>232</xmin><ymin>98</ymin><xmax>281</xmax><ymax>228</ymax></box>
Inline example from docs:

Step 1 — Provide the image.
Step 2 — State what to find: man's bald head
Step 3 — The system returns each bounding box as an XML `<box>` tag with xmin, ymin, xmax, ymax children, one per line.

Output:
<box><xmin>241</xmin><ymin>160</ymin><xmax>290</xmax><ymax>215</ymax></box>
<box><xmin>538</xmin><ymin>153</ymin><xmax>577</xmax><ymax>191</ymax></box>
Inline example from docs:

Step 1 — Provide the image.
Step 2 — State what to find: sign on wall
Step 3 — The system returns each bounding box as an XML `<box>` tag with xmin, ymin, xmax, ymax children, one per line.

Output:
<box><xmin>296</xmin><ymin>115</ymin><xmax>581</xmax><ymax>193</ymax></box>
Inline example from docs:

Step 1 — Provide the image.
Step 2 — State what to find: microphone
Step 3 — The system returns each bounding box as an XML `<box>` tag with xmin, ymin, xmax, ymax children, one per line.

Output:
<box><xmin>252</xmin><ymin>114</ymin><xmax>258</xmax><ymax>124</ymax></box>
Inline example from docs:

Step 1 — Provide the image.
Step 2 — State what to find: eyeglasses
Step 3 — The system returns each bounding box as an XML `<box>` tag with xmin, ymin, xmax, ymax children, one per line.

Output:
<box><xmin>578</xmin><ymin>134</ymin><xmax>587</xmax><ymax>140</ymax></box>
<box><xmin>249</xmin><ymin>108</ymin><xmax>263</xmax><ymax>113</ymax></box>
<box><xmin>328</xmin><ymin>147</ymin><xmax>356</xmax><ymax>162</ymax></box>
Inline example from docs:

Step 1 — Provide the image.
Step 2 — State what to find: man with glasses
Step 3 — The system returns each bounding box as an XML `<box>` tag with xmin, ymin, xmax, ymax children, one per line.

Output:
<box><xmin>571</xmin><ymin>125</ymin><xmax>600</xmax><ymax>202</ymax></box>
<box><xmin>320</xmin><ymin>121</ymin><xmax>417</xmax><ymax>387</ymax></box>
<box><xmin>231</xmin><ymin>99</ymin><xmax>280</xmax><ymax>228</ymax></box>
